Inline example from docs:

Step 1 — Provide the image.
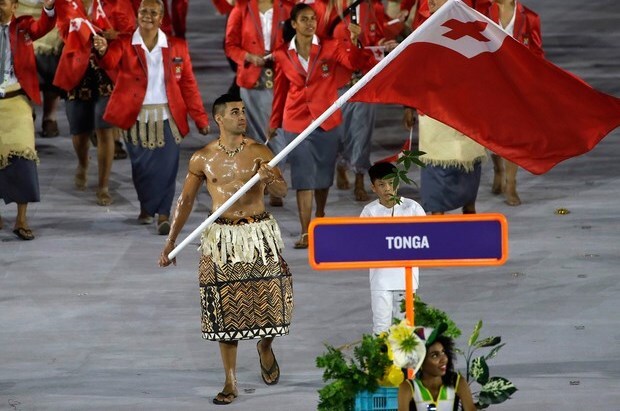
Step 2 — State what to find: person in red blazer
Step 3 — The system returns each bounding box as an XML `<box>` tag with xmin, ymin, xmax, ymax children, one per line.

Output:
<box><xmin>131</xmin><ymin>0</ymin><xmax>188</xmax><ymax>38</ymax></box>
<box><xmin>332</xmin><ymin>0</ymin><xmax>396</xmax><ymax>202</ymax></box>
<box><xmin>54</xmin><ymin>0</ymin><xmax>136</xmax><ymax>206</ymax></box>
<box><xmin>0</xmin><ymin>0</ymin><xmax>56</xmax><ymax>240</ymax></box>
<box><xmin>477</xmin><ymin>0</ymin><xmax>543</xmax><ymax>205</ymax></box>
<box><xmin>95</xmin><ymin>0</ymin><xmax>208</xmax><ymax>234</ymax></box>
<box><xmin>224</xmin><ymin>0</ymin><xmax>293</xmax><ymax>206</ymax></box>
<box><xmin>268</xmin><ymin>3</ymin><xmax>374</xmax><ymax>248</ymax></box>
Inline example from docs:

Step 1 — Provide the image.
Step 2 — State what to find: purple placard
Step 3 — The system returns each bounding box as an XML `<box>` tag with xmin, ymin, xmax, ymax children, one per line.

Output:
<box><xmin>312</xmin><ymin>220</ymin><xmax>503</xmax><ymax>264</ymax></box>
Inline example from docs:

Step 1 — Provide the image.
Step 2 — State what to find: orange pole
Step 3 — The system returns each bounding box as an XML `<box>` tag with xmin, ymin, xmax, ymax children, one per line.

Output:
<box><xmin>405</xmin><ymin>266</ymin><xmax>415</xmax><ymax>380</ymax></box>
<box><xmin>405</xmin><ymin>266</ymin><xmax>414</xmax><ymax>326</ymax></box>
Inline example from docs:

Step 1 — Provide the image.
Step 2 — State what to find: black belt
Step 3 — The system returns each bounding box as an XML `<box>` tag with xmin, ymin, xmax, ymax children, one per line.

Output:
<box><xmin>0</xmin><ymin>89</ymin><xmax>26</xmax><ymax>99</ymax></box>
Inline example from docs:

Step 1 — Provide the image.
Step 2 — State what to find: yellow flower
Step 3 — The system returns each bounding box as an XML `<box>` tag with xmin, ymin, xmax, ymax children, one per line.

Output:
<box><xmin>386</xmin><ymin>341</ymin><xmax>394</xmax><ymax>361</ymax></box>
<box><xmin>386</xmin><ymin>364</ymin><xmax>405</xmax><ymax>386</ymax></box>
<box><xmin>379</xmin><ymin>364</ymin><xmax>405</xmax><ymax>387</ymax></box>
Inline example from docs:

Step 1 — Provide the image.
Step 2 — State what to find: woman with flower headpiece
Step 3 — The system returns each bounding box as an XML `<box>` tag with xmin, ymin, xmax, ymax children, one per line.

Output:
<box><xmin>398</xmin><ymin>326</ymin><xmax>475</xmax><ymax>411</ymax></box>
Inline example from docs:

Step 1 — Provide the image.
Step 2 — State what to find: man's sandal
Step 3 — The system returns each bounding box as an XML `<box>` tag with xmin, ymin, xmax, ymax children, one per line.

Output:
<box><xmin>212</xmin><ymin>391</ymin><xmax>237</xmax><ymax>405</ymax></box>
<box><xmin>13</xmin><ymin>227</ymin><xmax>34</xmax><ymax>241</ymax></box>
<box><xmin>294</xmin><ymin>233</ymin><xmax>308</xmax><ymax>249</ymax></box>
<box><xmin>257</xmin><ymin>342</ymin><xmax>280</xmax><ymax>385</ymax></box>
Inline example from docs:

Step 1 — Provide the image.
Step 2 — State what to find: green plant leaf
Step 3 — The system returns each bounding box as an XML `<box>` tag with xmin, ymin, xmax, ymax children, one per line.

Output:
<box><xmin>478</xmin><ymin>377</ymin><xmax>518</xmax><ymax>405</ymax></box>
<box><xmin>485</xmin><ymin>343</ymin><xmax>506</xmax><ymax>361</ymax></box>
<box><xmin>470</xmin><ymin>356</ymin><xmax>490</xmax><ymax>385</ymax></box>
<box><xmin>468</xmin><ymin>320</ymin><xmax>483</xmax><ymax>346</ymax></box>
<box><xmin>475</xmin><ymin>336</ymin><xmax>501</xmax><ymax>348</ymax></box>
<box><xmin>401</xmin><ymin>296</ymin><xmax>462</xmax><ymax>338</ymax></box>
<box><xmin>316</xmin><ymin>333</ymin><xmax>392</xmax><ymax>410</ymax></box>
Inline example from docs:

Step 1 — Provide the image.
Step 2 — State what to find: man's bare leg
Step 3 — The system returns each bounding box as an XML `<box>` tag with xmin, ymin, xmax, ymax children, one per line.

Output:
<box><xmin>336</xmin><ymin>164</ymin><xmax>350</xmax><ymax>190</ymax></box>
<box><xmin>95</xmin><ymin>128</ymin><xmax>115</xmax><ymax>206</ymax></box>
<box><xmin>354</xmin><ymin>173</ymin><xmax>369</xmax><ymax>202</ymax></box>
<box><xmin>295</xmin><ymin>189</ymin><xmax>312</xmax><ymax>248</ymax></box>
<box><xmin>503</xmin><ymin>160</ymin><xmax>521</xmax><ymax>206</ymax></box>
<box><xmin>462</xmin><ymin>202</ymin><xmax>476</xmax><ymax>214</ymax></box>
<box><xmin>72</xmin><ymin>133</ymin><xmax>90</xmax><ymax>190</ymax></box>
<box><xmin>41</xmin><ymin>90</ymin><xmax>60</xmax><ymax>137</ymax></box>
<box><xmin>257</xmin><ymin>336</ymin><xmax>279</xmax><ymax>384</ymax></box>
<box><xmin>215</xmin><ymin>341</ymin><xmax>238</xmax><ymax>403</ymax></box>
<box><xmin>314</xmin><ymin>188</ymin><xmax>329</xmax><ymax>218</ymax></box>
<box><xmin>15</xmin><ymin>203</ymin><xmax>29</xmax><ymax>229</ymax></box>
<box><xmin>491</xmin><ymin>154</ymin><xmax>504</xmax><ymax>195</ymax></box>
<box><xmin>13</xmin><ymin>203</ymin><xmax>34</xmax><ymax>240</ymax></box>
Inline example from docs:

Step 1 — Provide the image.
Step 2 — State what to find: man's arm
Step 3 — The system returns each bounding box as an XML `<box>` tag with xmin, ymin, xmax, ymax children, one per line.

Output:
<box><xmin>158</xmin><ymin>152</ymin><xmax>207</xmax><ymax>267</ymax></box>
<box><xmin>253</xmin><ymin>146</ymin><xmax>288</xmax><ymax>198</ymax></box>
<box><xmin>23</xmin><ymin>0</ymin><xmax>56</xmax><ymax>40</ymax></box>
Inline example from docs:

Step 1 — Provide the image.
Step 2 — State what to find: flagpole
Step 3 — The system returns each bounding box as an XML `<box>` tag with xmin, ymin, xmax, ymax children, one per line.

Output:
<box><xmin>166</xmin><ymin>3</ymin><xmax>454</xmax><ymax>260</ymax></box>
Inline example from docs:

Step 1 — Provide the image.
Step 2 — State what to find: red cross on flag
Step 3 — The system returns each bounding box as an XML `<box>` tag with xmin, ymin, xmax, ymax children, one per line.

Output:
<box><xmin>351</xmin><ymin>0</ymin><xmax>620</xmax><ymax>174</ymax></box>
<box><xmin>92</xmin><ymin>0</ymin><xmax>113</xmax><ymax>31</ymax></box>
<box><xmin>65</xmin><ymin>17</ymin><xmax>96</xmax><ymax>53</ymax></box>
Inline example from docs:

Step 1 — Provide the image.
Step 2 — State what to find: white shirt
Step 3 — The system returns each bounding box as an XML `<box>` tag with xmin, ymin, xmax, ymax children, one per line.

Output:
<box><xmin>360</xmin><ymin>197</ymin><xmax>426</xmax><ymax>291</ymax></box>
<box><xmin>132</xmin><ymin>28</ymin><xmax>169</xmax><ymax>120</ymax></box>
<box><xmin>260</xmin><ymin>8</ymin><xmax>273</xmax><ymax>52</ymax></box>
<box><xmin>288</xmin><ymin>34</ymin><xmax>319</xmax><ymax>72</ymax></box>
<box><xmin>499</xmin><ymin>2</ymin><xmax>517</xmax><ymax>37</ymax></box>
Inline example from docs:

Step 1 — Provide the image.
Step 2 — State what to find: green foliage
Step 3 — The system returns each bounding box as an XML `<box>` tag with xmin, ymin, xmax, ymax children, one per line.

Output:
<box><xmin>316</xmin><ymin>334</ymin><xmax>392</xmax><ymax>411</ymax></box>
<box><xmin>399</xmin><ymin>295</ymin><xmax>461</xmax><ymax>338</ymax></box>
<box><xmin>460</xmin><ymin>321</ymin><xmax>517</xmax><ymax>409</ymax></box>
<box><xmin>317</xmin><ymin>298</ymin><xmax>517</xmax><ymax>410</ymax></box>
<box><xmin>470</xmin><ymin>356</ymin><xmax>489</xmax><ymax>385</ymax></box>
<box><xmin>384</xmin><ymin>149</ymin><xmax>425</xmax><ymax>204</ymax></box>
<box><xmin>477</xmin><ymin>377</ymin><xmax>518</xmax><ymax>407</ymax></box>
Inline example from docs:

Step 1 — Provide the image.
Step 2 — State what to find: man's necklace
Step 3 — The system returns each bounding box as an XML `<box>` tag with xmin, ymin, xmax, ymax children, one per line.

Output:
<box><xmin>217</xmin><ymin>138</ymin><xmax>247</xmax><ymax>157</ymax></box>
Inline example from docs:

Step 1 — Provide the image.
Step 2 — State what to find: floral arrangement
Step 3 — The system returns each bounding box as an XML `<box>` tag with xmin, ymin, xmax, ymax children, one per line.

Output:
<box><xmin>316</xmin><ymin>297</ymin><xmax>517</xmax><ymax>410</ymax></box>
<box><xmin>316</xmin><ymin>320</ymin><xmax>425</xmax><ymax>410</ymax></box>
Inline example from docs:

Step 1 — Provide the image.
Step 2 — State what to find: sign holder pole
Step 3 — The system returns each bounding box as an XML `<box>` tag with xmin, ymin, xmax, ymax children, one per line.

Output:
<box><xmin>405</xmin><ymin>266</ymin><xmax>415</xmax><ymax>380</ymax></box>
<box><xmin>405</xmin><ymin>266</ymin><xmax>414</xmax><ymax>327</ymax></box>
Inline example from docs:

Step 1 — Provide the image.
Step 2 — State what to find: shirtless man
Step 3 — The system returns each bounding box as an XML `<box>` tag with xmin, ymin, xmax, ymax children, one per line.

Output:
<box><xmin>158</xmin><ymin>94</ymin><xmax>291</xmax><ymax>405</ymax></box>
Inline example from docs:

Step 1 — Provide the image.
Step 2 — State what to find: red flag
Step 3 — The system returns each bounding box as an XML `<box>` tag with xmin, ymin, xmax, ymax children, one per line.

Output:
<box><xmin>92</xmin><ymin>0</ymin><xmax>113</xmax><ymax>31</ymax></box>
<box><xmin>352</xmin><ymin>0</ymin><xmax>620</xmax><ymax>175</ymax></box>
<box><xmin>376</xmin><ymin>130</ymin><xmax>413</xmax><ymax>164</ymax></box>
<box><xmin>65</xmin><ymin>18</ymin><xmax>95</xmax><ymax>52</ymax></box>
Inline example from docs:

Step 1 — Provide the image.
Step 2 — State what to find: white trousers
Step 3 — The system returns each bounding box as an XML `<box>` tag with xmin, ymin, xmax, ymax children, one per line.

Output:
<box><xmin>371</xmin><ymin>290</ymin><xmax>407</xmax><ymax>335</ymax></box>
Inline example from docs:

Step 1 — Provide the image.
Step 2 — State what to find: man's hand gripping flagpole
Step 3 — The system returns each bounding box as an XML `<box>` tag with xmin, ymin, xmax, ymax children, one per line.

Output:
<box><xmin>165</xmin><ymin>1</ymin><xmax>451</xmax><ymax>260</ymax></box>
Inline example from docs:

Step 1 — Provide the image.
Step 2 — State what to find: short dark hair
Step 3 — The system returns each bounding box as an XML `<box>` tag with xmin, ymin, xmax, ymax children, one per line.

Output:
<box><xmin>368</xmin><ymin>162</ymin><xmax>397</xmax><ymax>183</ymax></box>
<box><xmin>212</xmin><ymin>93</ymin><xmax>243</xmax><ymax>119</ymax></box>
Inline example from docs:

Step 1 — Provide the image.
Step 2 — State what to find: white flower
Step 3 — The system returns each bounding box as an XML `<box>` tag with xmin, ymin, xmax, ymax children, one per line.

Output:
<box><xmin>387</xmin><ymin>320</ymin><xmax>426</xmax><ymax>372</ymax></box>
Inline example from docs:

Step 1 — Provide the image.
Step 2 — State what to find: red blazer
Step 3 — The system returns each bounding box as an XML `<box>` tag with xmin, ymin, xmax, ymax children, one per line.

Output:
<box><xmin>331</xmin><ymin>0</ymin><xmax>387</xmax><ymax>86</ymax></box>
<box><xmin>225</xmin><ymin>0</ymin><xmax>292</xmax><ymax>88</ymax></box>
<box><xmin>212</xmin><ymin>0</ymin><xmax>234</xmax><ymax>15</ymax></box>
<box><xmin>8</xmin><ymin>12</ymin><xmax>56</xmax><ymax>104</ymax></box>
<box><xmin>99</xmin><ymin>35</ymin><xmax>208</xmax><ymax>136</ymax></box>
<box><xmin>54</xmin><ymin>0</ymin><xmax>135</xmax><ymax>91</ymax></box>
<box><xmin>482</xmin><ymin>1</ymin><xmax>544</xmax><ymax>57</ymax></box>
<box><xmin>409</xmin><ymin>0</ymin><xmax>479</xmax><ymax>29</ymax></box>
<box><xmin>332</xmin><ymin>0</ymin><xmax>386</xmax><ymax>47</ymax></box>
<box><xmin>270</xmin><ymin>37</ymin><xmax>375</xmax><ymax>133</ymax></box>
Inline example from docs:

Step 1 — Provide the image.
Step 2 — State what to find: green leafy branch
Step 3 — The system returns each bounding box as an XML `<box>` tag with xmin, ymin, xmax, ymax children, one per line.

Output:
<box><xmin>458</xmin><ymin>320</ymin><xmax>517</xmax><ymax>409</ymax></box>
<box><xmin>316</xmin><ymin>334</ymin><xmax>391</xmax><ymax>411</ymax></box>
<box><xmin>399</xmin><ymin>295</ymin><xmax>462</xmax><ymax>339</ymax></box>
<box><xmin>384</xmin><ymin>149</ymin><xmax>425</xmax><ymax>205</ymax></box>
